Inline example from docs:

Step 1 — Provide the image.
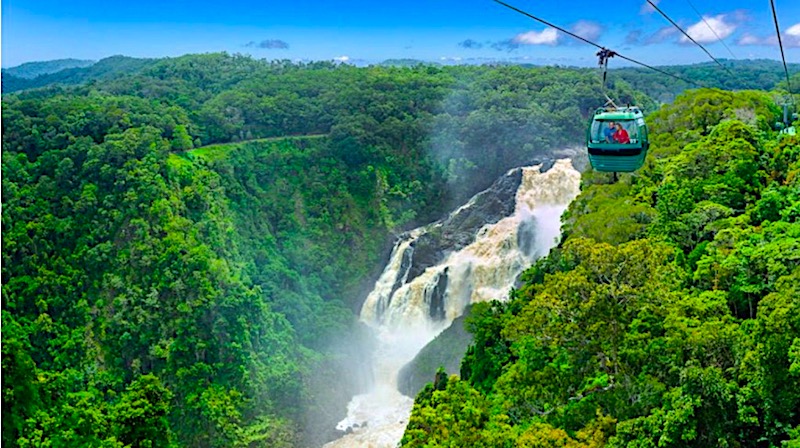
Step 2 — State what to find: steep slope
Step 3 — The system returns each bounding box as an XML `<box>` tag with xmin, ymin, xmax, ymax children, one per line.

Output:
<box><xmin>397</xmin><ymin>312</ymin><xmax>472</xmax><ymax>397</ymax></box>
<box><xmin>0</xmin><ymin>90</ymin><xmax>432</xmax><ymax>447</ymax></box>
<box><xmin>2</xmin><ymin>120</ymin><xmax>310</xmax><ymax>446</ymax></box>
<box><xmin>402</xmin><ymin>89</ymin><xmax>800</xmax><ymax>447</ymax></box>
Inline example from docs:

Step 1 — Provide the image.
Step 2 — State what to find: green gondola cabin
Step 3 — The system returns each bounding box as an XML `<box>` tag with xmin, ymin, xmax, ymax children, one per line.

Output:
<box><xmin>586</xmin><ymin>106</ymin><xmax>649</xmax><ymax>172</ymax></box>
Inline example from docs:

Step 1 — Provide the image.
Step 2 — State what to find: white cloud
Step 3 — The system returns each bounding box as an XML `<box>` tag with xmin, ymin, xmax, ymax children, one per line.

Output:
<box><xmin>737</xmin><ymin>25</ymin><xmax>800</xmax><ymax>48</ymax></box>
<box><xmin>571</xmin><ymin>21</ymin><xmax>603</xmax><ymax>42</ymax></box>
<box><xmin>513</xmin><ymin>28</ymin><xmax>559</xmax><ymax>45</ymax></box>
<box><xmin>786</xmin><ymin>23</ymin><xmax>800</xmax><ymax>47</ymax></box>
<box><xmin>645</xmin><ymin>26</ymin><xmax>678</xmax><ymax>45</ymax></box>
<box><xmin>640</xmin><ymin>0</ymin><xmax>660</xmax><ymax>15</ymax></box>
<box><xmin>333</xmin><ymin>56</ymin><xmax>350</xmax><ymax>62</ymax></box>
<box><xmin>737</xmin><ymin>33</ymin><xmax>764</xmax><ymax>46</ymax></box>
<box><xmin>681</xmin><ymin>14</ymin><xmax>736</xmax><ymax>44</ymax></box>
<box><xmin>504</xmin><ymin>22</ymin><xmax>599</xmax><ymax>48</ymax></box>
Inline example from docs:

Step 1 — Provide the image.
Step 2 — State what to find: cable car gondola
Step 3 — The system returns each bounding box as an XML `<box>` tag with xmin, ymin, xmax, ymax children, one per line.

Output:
<box><xmin>777</xmin><ymin>102</ymin><xmax>798</xmax><ymax>135</ymax></box>
<box><xmin>586</xmin><ymin>106</ymin><xmax>649</xmax><ymax>173</ymax></box>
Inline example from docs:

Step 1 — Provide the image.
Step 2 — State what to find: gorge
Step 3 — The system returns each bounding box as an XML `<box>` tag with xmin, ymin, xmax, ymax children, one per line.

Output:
<box><xmin>327</xmin><ymin>158</ymin><xmax>582</xmax><ymax>447</ymax></box>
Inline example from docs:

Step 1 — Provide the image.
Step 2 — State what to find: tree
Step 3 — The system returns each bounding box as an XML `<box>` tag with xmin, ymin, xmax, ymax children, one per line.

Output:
<box><xmin>171</xmin><ymin>125</ymin><xmax>194</xmax><ymax>151</ymax></box>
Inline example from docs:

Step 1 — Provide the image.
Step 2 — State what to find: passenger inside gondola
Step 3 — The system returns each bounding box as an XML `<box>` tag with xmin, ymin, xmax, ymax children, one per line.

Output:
<box><xmin>613</xmin><ymin>123</ymin><xmax>630</xmax><ymax>143</ymax></box>
<box><xmin>593</xmin><ymin>120</ymin><xmax>638</xmax><ymax>144</ymax></box>
<box><xmin>604</xmin><ymin>121</ymin><xmax>616</xmax><ymax>142</ymax></box>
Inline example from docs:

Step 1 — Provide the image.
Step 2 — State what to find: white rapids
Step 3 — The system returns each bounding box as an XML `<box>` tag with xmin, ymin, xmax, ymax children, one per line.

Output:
<box><xmin>325</xmin><ymin>159</ymin><xmax>581</xmax><ymax>448</ymax></box>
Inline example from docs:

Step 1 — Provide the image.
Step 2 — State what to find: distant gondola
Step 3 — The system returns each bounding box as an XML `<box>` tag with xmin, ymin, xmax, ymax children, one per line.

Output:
<box><xmin>777</xmin><ymin>103</ymin><xmax>798</xmax><ymax>135</ymax></box>
<box><xmin>586</xmin><ymin>106</ymin><xmax>649</xmax><ymax>173</ymax></box>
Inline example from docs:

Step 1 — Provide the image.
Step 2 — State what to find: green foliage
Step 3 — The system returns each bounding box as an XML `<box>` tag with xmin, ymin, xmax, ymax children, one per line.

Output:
<box><xmin>460</xmin><ymin>301</ymin><xmax>516</xmax><ymax>395</ymax></box>
<box><xmin>170</xmin><ymin>125</ymin><xmax>193</xmax><ymax>151</ymax></box>
<box><xmin>2</xmin><ymin>88</ymin><xmax>313</xmax><ymax>446</ymax></box>
<box><xmin>405</xmin><ymin>89</ymin><xmax>800</xmax><ymax>447</ymax></box>
<box><xmin>647</xmin><ymin>88</ymin><xmax>780</xmax><ymax>160</ymax></box>
<box><xmin>615</xmin><ymin>60</ymin><xmax>800</xmax><ymax>103</ymax></box>
<box><xmin>401</xmin><ymin>375</ymin><xmax>495</xmax><ymax>447</ymax></box>
<box><xmin>562</xmin><ymin>181</ymin><xmax>655</xmax><ymax>245</ymax></box>
<box><xmin>5</xmin><ymin>53</ymin><xmax>800</xmax><ymax>448</ymax></box>
<box><xmin>113</xmin><ymin>374</ymin><xmax>173</xmax><ymax>447</ymax></box>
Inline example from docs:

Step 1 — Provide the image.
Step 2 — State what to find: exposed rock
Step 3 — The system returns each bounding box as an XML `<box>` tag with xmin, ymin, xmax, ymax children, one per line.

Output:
<box><xmin>397</xmin><ymin>311</ymin><xmax>473</xmax><ymax>397</ymax></box>
<box><xmin>405</xmin><ymin>168</ymin><xmax>524</xmax><ymax>284</ymax></box>
<box><xmin>428</xmin><ymin>267</ymin><xmax>449</xmax><ymax>321</ymax></box>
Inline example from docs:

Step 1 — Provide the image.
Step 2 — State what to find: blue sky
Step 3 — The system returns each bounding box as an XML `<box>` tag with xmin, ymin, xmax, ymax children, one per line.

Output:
<box><xmin>3</xmin><ymin>0</ymin><xmax>799</xmax><ymax>68</ymax></box>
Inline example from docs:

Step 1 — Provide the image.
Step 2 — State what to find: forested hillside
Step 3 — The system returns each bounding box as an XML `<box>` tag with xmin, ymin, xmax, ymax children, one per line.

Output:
<box><xmin>2</xmin><ymin>53</ymin><xmax>656</xmax><ymax>447</ymax></box>
<box><xmin>1</xmin><ymin>56</ymin><xmax>155</xmax><ymax>93</ymax></box>
<box><xmin>614</xmin><ymin>59</ymin><xmax>800</xmax><ymax>103</ymax></box>
<box><xmin>402</xmin><ymin>89</ymin><xmax>800</xmax><ymax>447</ymax></box>
<box><xmin>2</xmin><ymin>59</ymin><xmax>95</xmax><ymax>79</ymax></box>
<box><xmin>6</xmin><ymin>56</ymin><xmax>798</xmax><ymax>98</ymax></box>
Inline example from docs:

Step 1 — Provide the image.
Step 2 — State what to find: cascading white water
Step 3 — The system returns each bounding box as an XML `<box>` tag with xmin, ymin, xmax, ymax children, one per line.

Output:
<box><xmin>325</xmin><ymin>159</ymin><xmax>581</xmax><ymax>448</ymax></box>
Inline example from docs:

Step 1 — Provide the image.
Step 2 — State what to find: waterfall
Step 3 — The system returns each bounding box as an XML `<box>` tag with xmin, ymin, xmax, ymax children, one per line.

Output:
<box><xmin>325</xmin><ymin>159</ymin><xmax>581</xmax><ymax>448</ymax></box>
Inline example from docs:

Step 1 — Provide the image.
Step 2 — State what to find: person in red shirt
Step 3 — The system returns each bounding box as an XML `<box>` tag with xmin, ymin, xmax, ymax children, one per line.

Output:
<box><xmin>613</xmin><ymin>123</ymin><xmax>630</xmax><ymax>144</ymax></box>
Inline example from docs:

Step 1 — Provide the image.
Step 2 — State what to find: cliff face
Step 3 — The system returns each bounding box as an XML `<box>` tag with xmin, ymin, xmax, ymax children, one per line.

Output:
<box><xmin>396</xmin><ymin>312</ymin><xmax>472</xmax><ymax>398</ymax></box>
<box><xmin>404</xmin><ymin>167</ymin><xmax>523</xmax><ymax>285</ymax></box>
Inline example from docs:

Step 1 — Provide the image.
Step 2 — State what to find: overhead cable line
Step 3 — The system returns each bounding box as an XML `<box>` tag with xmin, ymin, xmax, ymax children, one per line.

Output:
<box><xmin>492</xmin><ymin>0</ymin><xmax>702</xmax><ymax>88</ymax></box>
<box><xmin>684</xmin><ymin>0</ymin><xmax>736</xmax><ymax>59</ymax></box>
<box><xmin>770</xmin><ymin>0</ymin><xmax>793</xmax><ymax>94</ymax></box>
<box><xmin>645</xmin><ymin>0</ymin><xmax>734</xmax><ymax>76</ymax></box>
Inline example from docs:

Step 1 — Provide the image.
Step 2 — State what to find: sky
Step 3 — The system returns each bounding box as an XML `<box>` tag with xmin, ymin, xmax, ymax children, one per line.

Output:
<box><xmin>2</xmin><ymin>0</ymin><xmax>800</xmax><ymax>68</ymax></box>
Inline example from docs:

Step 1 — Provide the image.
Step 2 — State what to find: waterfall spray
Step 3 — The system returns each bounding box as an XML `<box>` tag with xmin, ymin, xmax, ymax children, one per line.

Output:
<box><xmin>325</xmin><ymin>159</ymin><xmax>581</xmax><ymax>448</ymax></box>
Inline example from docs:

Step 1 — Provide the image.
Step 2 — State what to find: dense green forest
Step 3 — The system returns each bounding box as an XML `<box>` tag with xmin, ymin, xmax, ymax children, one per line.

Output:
<box><xmin>2</xmin><ymin>53</ymin><xmax>655</xmax><ymax>447</ymax></box>
<box><xmin>402</xmin><ymin>89</ymin><xmax>800</xmax><ymax>447</ymax></box>
<box><xmin>3</xmin><ymin>52</ymin><xmax>798</xmax><ymax>447</ymax></box>
<box><xmin>4</xmin><ymin>55</ymin><xmax>799</xmax><ymax>100</ymax></box>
